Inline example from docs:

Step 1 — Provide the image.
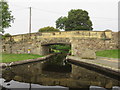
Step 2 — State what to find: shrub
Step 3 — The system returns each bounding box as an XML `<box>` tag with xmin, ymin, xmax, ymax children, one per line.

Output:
<box><xmin>2</xmin><ymin>33</ymin><xmax>11</xmax><ymax>39</ymax></box>
<box><xmin>38</xmin><ymin>26</ymin><xmax>60</xmax><ymax>32</ymax></box>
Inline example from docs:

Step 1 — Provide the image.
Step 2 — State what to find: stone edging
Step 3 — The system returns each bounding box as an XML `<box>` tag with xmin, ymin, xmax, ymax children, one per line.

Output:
<box><xmin>66</xmin><ymin>55</ymin><xmax>120</xmax><ymax>77</ymax></box>
<box><xmin>0</xmin><ymin>54</ymin><xmax>55</xmax><ymax>68</ymax></box>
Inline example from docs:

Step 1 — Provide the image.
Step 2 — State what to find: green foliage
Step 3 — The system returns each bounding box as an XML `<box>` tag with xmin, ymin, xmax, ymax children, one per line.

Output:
<box><xmin>0</xmin><ymin>0</ymin><xmax>14</xmax><ymax>33</ymax></box>
<box><xmin>96</xmin><ymin>49</ymin><xmax>120</xmax><ymax>58</ymax></box>
<box><xmin>50</xmin><ymin>45</ymin><xmax>71</xmax><ymax>53</ymax></box>
<box><xmin>51</xmin><ymin>45</ymin><xmax>71</xmax><ymax>50</ymax></box>
<box><xmin>2</xmin><ymin>33</ymin><xmax>11</xmax><ymax>39</ymax></box>
<box><xmin>56</xmin><ymin>9</ymin><xmax>93</xmax><ymax>31</ymax></box>
<box><xmin>2</xmin><ymin>53</ymin><xmax>43</xmax><ymax>63</ymax></box>
<box><xmin>56</xmin><ymin>17</ymin><xmax>67</xmax><ymax>30</ymax></box>
<box><xmin>38</xmin><ymin>26</ymin><xmax>60</xmax><ymax>32</ymax></box>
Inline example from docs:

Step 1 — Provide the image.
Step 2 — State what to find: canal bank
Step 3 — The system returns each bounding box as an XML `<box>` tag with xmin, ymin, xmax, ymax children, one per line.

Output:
<box><xmin>1</xmin><ymin>53</ymin><xmax>120</xmax><ymax>89</ymax></box>
<box><xmin>66</xmin><ymin>55</ymin><xmax>120</xmax><ymax>79</ymax></box>
<box><xmin>0</xmin><ymin>53</ymin><xmax>56</xmax><ymax>68</ymax></box>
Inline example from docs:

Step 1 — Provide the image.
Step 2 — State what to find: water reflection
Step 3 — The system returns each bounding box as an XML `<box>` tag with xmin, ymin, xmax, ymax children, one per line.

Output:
<box><xmin>1</xmin><ymin>54</ymin><xmax>120</xmax><ymax>89</ymax></box>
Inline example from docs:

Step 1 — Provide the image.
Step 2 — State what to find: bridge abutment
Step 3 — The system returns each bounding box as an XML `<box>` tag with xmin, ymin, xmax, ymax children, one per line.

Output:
<box><xmin>39</xmin><ymin>45</ymin><xmax>50</xmax><ymax>55</ymax></box>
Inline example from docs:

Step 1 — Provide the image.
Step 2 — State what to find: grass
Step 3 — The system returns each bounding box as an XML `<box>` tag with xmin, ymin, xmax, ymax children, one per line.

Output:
<box><xmin>1</xmin><ymin>53</ymin><xmax>43</xmax><ymax>63</ymax></box>
<box><xmin>96</xmin><ymin>49</ymin><xmax>120</xmax><ymax>58</ymax></box>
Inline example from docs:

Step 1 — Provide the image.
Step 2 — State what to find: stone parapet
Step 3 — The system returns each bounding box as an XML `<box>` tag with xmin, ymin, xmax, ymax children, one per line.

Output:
<box><xmin>1</xmin><ymin>31</ymin><xmax>119</xmax><ymax>56</ymax></box>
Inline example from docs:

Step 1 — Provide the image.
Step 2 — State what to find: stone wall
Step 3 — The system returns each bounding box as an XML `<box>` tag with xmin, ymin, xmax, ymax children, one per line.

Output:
<box><xmin>2</xmin><ymin>30</ymin><xmax>119</xmax><ymax>56</ymax></box>
<box><xmin>2</xmin><ymin>30</ymin><xmax>113</xmax><ymax>42</ymax></box>
<box><xmin>71</xmin><ymin>37</ymin><xmax>119</xmax><ymax>56</ymax></box>
<box><xmin>70</xmin><ymin>31</ymin><xmax>119</xmax><ymax>56</ymax></box>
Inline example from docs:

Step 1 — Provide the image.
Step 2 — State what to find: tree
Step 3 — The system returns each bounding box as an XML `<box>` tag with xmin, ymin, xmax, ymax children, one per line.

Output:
<box><xmin>56</xmin><ymin>16</ymin><xmax>67</xmax><ymax>30</ymax></box>
<box><xmin>38</xmin><ymin>26</ymin><xmax>60</xmax><ymax>32</ymax></box>
<box><xmin>56</xmin><ymin>9</ymin><xmax>93</xmax><ymax>31</ymax></box>
<box><xmin>0</xmin><ymin>0</ymin><xmax>14</xmax><ymax>33</ymax></box>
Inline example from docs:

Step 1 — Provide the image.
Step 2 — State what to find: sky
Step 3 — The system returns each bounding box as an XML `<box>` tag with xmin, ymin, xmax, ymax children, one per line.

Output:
<box><xmin>4</xmin><ymin>0</ymin><xmax>119</xmax><ymax>35</ymax></box>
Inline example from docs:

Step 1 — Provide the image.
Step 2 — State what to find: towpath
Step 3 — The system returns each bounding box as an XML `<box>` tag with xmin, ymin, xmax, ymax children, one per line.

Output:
<box><xmin>66</xmin><ymin>56</ymin><xmax>120</xmax><ymax>77</ymax></box>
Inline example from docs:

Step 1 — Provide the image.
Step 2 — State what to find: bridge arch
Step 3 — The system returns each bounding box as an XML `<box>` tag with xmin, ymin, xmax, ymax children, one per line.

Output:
<box><xmin>40</xmin><ymin>42</ymin><xmax>71</xmax><ymax>55</ymax></box>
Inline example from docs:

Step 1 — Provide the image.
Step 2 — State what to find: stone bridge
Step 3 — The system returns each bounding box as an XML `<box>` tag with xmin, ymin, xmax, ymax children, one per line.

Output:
<box><xmin>2</xmin><ymin>30</ymin><xmax>119</xmax><ymax>57</ymax></box>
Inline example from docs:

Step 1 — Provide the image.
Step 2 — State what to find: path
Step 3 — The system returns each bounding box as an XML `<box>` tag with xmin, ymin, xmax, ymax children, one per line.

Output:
<box><xmin>66</xmin><ymin>56</ymin><xmax>120</xmax><ymax>77</ymax></box>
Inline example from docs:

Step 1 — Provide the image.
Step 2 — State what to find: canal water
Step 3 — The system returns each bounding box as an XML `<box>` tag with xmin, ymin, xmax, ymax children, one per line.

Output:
<box><xmin>0</xmin><ymin>54</ymin><xmax>120</xmax><ymax>89</ymax></box>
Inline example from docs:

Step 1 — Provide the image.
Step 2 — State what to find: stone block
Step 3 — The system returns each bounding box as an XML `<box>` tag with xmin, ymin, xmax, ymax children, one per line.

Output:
<box><xmin>80</xmin><ymin>48</ymin><xmax>96</xmax><ymax>59</ymax></box>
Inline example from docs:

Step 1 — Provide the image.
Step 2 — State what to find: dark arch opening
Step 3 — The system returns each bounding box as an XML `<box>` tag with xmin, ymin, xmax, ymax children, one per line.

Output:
<box><xmin>41</xmin><ymin>42</ymin><xmax>71</xmax><ymax>55</ymax></box>
<box><xmin>41</xmin><ymin>43</ymin><xmax>71</xmax><ymax>46</ymax></box>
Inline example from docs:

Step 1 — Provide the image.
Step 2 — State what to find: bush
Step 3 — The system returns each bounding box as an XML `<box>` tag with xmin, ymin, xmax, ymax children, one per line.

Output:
<box><xmin>38</xmin><ymin>26</ymin><xmax>60</xmax><ymax>32</ymax></box>
<box><xmin>2</xmin><ymin>33</ymin><xmax>11</xmax><ymax>39</ymax></box>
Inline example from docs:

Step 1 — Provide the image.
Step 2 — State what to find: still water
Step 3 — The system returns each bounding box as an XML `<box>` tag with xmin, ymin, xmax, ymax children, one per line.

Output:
<box><xmin>0</xmin><ymin>54</ymin><xmax>120</xmax><ymax>89</ymax></box>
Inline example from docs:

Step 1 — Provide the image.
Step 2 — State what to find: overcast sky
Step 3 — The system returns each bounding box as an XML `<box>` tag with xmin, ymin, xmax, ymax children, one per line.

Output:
<box><xmin>4</xmin><ymin>0</ymin><xmax>119</xmax><ymax>35</ymax></box>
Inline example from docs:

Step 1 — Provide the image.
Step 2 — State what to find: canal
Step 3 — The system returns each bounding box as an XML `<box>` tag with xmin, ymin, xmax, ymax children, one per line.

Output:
<box><xmin>0</xmin><ymin>53</ymin><xmax>120</xmax><ymax>89</ymax></box>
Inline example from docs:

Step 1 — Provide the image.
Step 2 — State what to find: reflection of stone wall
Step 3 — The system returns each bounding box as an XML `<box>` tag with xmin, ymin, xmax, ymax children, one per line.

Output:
<box><xmin>71</xmin><ymin>64</ymin><xmax>120</xmax><ymax>88</ymax></box>
<box><xmin>0</xmin><ymin>34</ymin><xmax>2</xmax><ymax>67</ymax></box>
<box><xmin>2</xmin><ymin>31</ymin><xmax>119</xmax><ymax>56</ymax></box>
<box><xmin>2</xmin><ymin>61</ymin><xmax>46</xmax><ymax>82</ymax></box>
<box><xmin>3</xmin><ymin>62</ymin><xmax>120</xmax><ymax>88</ymax></box>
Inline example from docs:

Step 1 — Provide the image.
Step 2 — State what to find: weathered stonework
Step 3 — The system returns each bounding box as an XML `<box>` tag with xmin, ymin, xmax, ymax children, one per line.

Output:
<box><xmin>2</xmin><ymin>30</ymin><xmax>119</xmax><ymax>57</ymax></box>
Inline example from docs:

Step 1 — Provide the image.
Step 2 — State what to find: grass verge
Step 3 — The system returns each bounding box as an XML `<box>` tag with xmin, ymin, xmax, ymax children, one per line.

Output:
<box><xmin>96</xmin><ymin>49</ymin><xmax>120</xmax><ymax>58</ymax></box>
<box><xmin>1</xmin><ymin>53</ymin><xmax>43</xmax><ymax>63</ymax></box>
